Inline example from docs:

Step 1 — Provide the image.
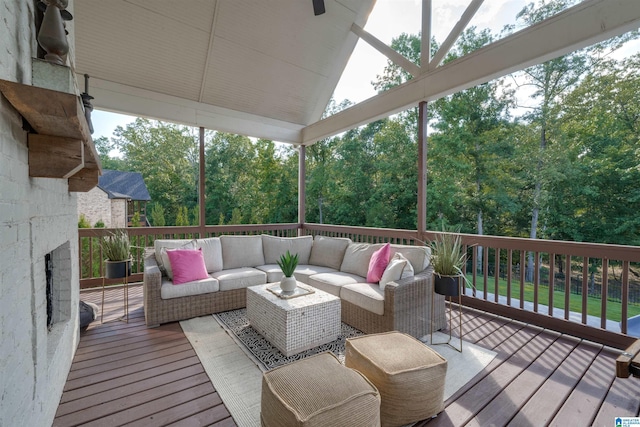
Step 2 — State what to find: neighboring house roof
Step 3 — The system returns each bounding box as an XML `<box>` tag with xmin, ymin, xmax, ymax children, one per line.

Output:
<box><xmin>99</xmin><ymin>170</ymin><xmax>151</xmax><ymax>201</ymax></box>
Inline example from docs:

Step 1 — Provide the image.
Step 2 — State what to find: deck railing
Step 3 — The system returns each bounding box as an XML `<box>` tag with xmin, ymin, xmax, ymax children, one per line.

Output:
<box><xmin>78</xmin><ymin>223</ymin><xmax>640</xmax><ymax>349</ymax></box>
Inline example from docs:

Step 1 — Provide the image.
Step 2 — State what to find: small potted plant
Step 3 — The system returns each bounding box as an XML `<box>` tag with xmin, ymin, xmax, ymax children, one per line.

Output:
<box><xmin>430</xmin><ymin>227</ymin><xmax>467</xmax><ymax>297</ymax></box>
<box><xmin>277</xmin><ymin>250</ymin><xmax>299</xmax><ymax>293</ymax></box>
<box><xmin>101</xmin><ymin>229</ymin><xmax>132</xmax><ymax>279</ymax></box>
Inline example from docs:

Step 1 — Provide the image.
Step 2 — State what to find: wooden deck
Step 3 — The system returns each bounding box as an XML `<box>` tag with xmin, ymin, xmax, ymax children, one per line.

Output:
<box><xmin>54</xmin><ymin>284</ymin><xmax>236</xmax><ymax>427</ymax></box>
<box><xmin>55</xmin><ymin>284</ymin><xmax>640</xmax><ymax>427</ymax></box>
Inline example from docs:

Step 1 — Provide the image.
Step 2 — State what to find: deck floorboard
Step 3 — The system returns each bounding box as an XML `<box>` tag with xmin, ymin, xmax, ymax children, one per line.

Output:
<box><xmin>54</xmin><ymin>285</ymin><xmax>639</xmax><ymax>427</ymax></box>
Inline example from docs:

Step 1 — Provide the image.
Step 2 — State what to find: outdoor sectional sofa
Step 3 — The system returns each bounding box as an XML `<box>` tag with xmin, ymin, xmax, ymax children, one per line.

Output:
<box><xmin>143</xmin><ymin>234</ymin><xmax>446</xmax><ymax>338</ymax></box>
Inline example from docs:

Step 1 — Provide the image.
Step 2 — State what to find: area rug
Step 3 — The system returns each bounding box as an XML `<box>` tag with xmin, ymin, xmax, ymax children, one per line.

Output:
<box><xmin>214</xmin><ymin>308</ymin><xmax>363</xmax><ymax>370</ymax></box>
<box><xmin>181</xmin><ymin>311</ymin><xmax>496</xmax><ymax>427</ymax></box>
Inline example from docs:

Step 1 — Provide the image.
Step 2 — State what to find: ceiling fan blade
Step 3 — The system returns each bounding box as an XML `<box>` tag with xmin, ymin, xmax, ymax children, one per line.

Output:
<box><xmin>313</xmin><ymin>0</ymin><xmax>325</xmax><ymax>16</ymax></box>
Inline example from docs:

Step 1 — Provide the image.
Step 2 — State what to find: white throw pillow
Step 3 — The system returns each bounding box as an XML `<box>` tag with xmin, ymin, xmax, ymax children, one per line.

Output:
<box><xmin>379</xmin><ymin>253</ymin><xmax>414</xmax><ymax>290</ymax></box>
<box><xmin>159</xmin><ymin>240</ymin><xmax>196</xmax><ymax>279</ymax></box>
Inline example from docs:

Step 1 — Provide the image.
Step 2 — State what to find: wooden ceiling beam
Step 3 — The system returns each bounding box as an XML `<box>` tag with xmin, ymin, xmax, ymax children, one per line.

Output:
<box><xmin>28</xmin><ymin>134</ymin><xmax>84</xmax><ymax>179</ymax></box>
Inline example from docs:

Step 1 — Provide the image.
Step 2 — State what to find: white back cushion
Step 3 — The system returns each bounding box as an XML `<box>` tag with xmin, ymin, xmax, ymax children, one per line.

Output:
<box><xmin>262</xmin><ymin>235</ymin><xmax>313</xmax><ymax>265</ymax></box>
<box><xmin>195</xmin><ymin>237</ymin><xmax>224</xmax><ymax>273</ymax></box>
<box><xmin>308</xmin><ymin>235</ymin><xmax>352</xmax><ymax>270</ymax></box>
<box><xmin>220</xmin><ymin>235</ymin><xmax>265</xmax><ymax>269</ymax></box>
<box><xmin>340</xmin><ymin>243</ymin><xmax>383</xmax><ymax>278</ymax></box>
<box><xmin>389</xmin><ymin>244</ymin><xmax>430</xmax><ymax>273</ymax></box>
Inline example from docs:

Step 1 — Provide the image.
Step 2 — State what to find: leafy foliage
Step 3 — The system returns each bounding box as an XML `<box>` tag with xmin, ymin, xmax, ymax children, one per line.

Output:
<box><xmin>92</xmin><ymin>1</ymin><xmax>640</xmax><ymax>251</ymax></box>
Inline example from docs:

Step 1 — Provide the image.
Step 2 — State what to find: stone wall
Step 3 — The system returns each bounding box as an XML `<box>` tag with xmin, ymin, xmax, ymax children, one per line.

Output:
<box><xmin>111</xmin><ymin>198</ymin><xmax>127</xmax><ymax>228</ymax></box>
<box><xmin>0</xmin><ymin>2</ymin><xmax>81</xmax><ymax>426</ymax></box>
<box><xmin>77</xmin><ymin>187</ymin><xmax>113</xmax><ymax>227</ymax></box>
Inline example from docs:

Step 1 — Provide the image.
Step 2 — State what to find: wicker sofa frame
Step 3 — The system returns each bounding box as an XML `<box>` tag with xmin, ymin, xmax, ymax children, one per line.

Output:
<box><xmin>143</xmin><ymin>249</ymin><xmax>446</xmax><ymax>337</ymax></box>
<box><xmin>341</xmin><ymin>265</ymin><xmax>445</xmax><ymax>337</ymax></box>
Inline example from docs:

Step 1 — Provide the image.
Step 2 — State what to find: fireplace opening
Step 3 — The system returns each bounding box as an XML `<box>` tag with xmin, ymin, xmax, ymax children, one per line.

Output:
<box><xmin>44</xmin><ymin>241</ymin><xmax>72</xmax><ymax>333</ymax></box>
<box><xmin>45</xmin><ymin>253</ymin><xmax>53</xmax><ymax>330</ymax></box>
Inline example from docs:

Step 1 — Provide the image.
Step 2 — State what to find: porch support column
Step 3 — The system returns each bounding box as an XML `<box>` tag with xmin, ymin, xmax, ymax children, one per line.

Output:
<box><xmin>298</xmin><ymin>145</ymin><xmax>306</xmax><ymax>235</ymax></box>
<box><xmin>199</xmin><ymin>126</ymin><xmax>206</xmax><ymax>237</ymax></box>
<box><xmin>418</xmin><ymin>101</ymin><xmax>428</xmax><ymax>240</ymax></box>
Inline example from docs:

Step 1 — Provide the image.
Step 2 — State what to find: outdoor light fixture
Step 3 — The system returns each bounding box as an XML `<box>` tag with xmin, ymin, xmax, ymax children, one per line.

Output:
<box><xmin>81</xmin><ymin>74</ymin><xmax>94</xmax><ymax>134</ymax></box>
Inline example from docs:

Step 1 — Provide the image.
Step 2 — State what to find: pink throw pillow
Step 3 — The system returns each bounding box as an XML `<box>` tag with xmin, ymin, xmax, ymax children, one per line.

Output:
<box><xmin>166</xmin><ymin>248</ymin><xmax>209</xmax><ymax>285</ymax></box>
<box><xmin>367</xmin><ymin>243</ymin><xmax>391</xmax><ymax>283</ymax></box>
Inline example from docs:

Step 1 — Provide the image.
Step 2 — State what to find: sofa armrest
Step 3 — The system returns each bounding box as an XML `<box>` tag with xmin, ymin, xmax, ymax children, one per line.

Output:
<box><xmin>382</xmin><ymin>265</ymin><xmax>446</xmax><ymax>336</ymax></box>
<box><xmin>143</xmin><ymin>248</ymin><xmax>163</xmax><ymax>326</ymax></box>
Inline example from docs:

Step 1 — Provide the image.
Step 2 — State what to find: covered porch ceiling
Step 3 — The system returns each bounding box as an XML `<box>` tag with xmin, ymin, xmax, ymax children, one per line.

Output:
<box><xmin>73</xmin><ymin>0</ymin><xmax>640</xmax><ymax>146</ymax></box>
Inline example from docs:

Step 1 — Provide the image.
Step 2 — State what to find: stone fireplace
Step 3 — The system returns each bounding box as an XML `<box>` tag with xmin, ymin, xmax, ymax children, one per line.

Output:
<box><xmin>45</xmin><ymin>242</ymin><xmax>73</xmax><ymax>331</ymax></box>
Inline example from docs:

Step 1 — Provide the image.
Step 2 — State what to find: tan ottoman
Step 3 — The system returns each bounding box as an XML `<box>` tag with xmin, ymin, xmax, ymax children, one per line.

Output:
<box><xmin>345</xmin><ymin>331</ymin><xmax>447</xmax><ymax>427</ymax></box>
<box><xmin>261</xmin><ymin>352</ymin><xmax>381</xmax><ymax>426</ymax></box>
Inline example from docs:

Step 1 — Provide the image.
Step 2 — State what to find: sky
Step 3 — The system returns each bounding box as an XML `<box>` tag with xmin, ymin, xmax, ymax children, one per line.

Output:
<box><xmin>91</xmin><ymin>0</ymin><xmax>640</xmax><ymax>141</ymax></box>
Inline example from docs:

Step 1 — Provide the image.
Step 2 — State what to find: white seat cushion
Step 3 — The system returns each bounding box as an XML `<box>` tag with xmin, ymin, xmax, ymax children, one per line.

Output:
<box><xmin>340</xmin><ymin>283</ymin><xmax>385</xmax><ymax>315</ymax></box>
<box><xmin>211</xmin><ymin>267</ymin><xmax>267</xmax><ymax>291</ymax></box>
<box><xmin>290</xmin><ymin>264</ymin><xmax>338</xmax><ymax>283</ymax></box>
<box><xmin>256</xmin><ymin>264</ymin><xmax>340</xmax><ymax>283</ymax></box>
<box><xmin>160</xmin><ymin>276</ymin><xmax>219</xmax><ymax>299</ymax></box>
<box><xmin>308</xmin><ymin>272</ymin><xmax>365</xmax><ymax>296</ymax></box>
<box><xmin>255</xmin><ymin>264</ymin><xmax>286</xmax><ymax>283</ymax></box>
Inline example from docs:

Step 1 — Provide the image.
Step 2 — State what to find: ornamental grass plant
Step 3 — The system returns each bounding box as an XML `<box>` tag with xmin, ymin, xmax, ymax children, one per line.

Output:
<box><xmin>100</xmin><ymin>229</ymin><xmax>131</xmax><ymax>262</ymax></box>
<box><xmin>430</xmin><ymin>227</ymin><xmax>466</xmax><ymax>278</ymax></box>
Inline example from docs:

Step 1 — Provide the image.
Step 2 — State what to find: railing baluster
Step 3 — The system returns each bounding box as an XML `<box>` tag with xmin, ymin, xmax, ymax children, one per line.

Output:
<box><xmin>564</xmin><ymin>255</ymin><xmax>571</xmax><ymax>321</ymax></box>
<box><xmin>483</xmin><ymin>246</ymin><xmax>489</xmax><ymax>300</ymax></box>
<box><xmin>549</xmin><ymin>253</ymin><xmax>555</xmax><ymax>316</ymax></box>
<box><xmin>601</xmin><ymin>258</ymin><xmax>609</xmax><ymax>329</ymax></box>
<box><xmin>582</xmin><ymin>257</ymin><xmax>589</xmax><ymax>325</ymax></box>
<box><xmin>534</xmin><ymin>251</ymin><xmax>540</xmax><ymax>313</ymax></box>
<box><xmin>494</xmin><ymin>248</ymin><xmax>500</xmax><ymax>303</ymax></box>
<box><xmin>472</xmin><ymin>246</ymin><xmax>479</xmax><ymax>298</ymax></box>
<box><xmin>621</xmin><ymin>260</ymin><xmax>630</xmax><ymax>334</ymax></box>
<box><xmin>520</xmin><ymin>251</ymin><xmax>525</xmax><ymax>309</ymax></box>
<box><xmin>507</xmin><ymin>249</ymin><xmax>512</xmax><ymax>306</ymax></box>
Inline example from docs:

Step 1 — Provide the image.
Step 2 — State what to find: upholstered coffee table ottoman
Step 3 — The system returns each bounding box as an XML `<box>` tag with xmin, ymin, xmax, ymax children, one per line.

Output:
<box><xmin>261</xmin><ymin>352</ymin><xmax>381</xmax><ymax>426</ymax></box>
<box><xmin>345</xmin><ymin>331</ymin><xmax>447</xmax><ymax>426</ymax></box>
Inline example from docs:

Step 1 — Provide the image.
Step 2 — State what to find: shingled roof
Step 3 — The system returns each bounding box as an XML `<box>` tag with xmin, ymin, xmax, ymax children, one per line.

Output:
<box><xmin>98</xmin><ymin>170</ymin><xmax>151</xmax><ymax>201</ymax></box>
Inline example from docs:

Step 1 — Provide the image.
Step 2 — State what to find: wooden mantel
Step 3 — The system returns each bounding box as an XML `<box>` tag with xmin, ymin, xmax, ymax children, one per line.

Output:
<box><xmin>0</xmin><ymin>78</ymin><xmax>102</xmax><ymax>192</ymax></box>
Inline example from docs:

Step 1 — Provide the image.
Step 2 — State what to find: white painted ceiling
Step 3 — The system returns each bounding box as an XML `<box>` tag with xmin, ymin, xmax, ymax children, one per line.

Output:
<box><xmin>73</xmin><ymin>0</ymin><xmax>375</xmax><ymax>143</ymax></box>
<box><xmin>72</xmin><ymin>0</ymin><xmax>640</xmax><ymax>145</ymax></box>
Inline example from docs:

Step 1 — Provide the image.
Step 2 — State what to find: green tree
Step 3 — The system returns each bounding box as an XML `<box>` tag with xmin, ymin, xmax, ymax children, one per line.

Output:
<box><xmin>150</xmin><ymin>203</ymin><xmax>166</xmax><ymax>227</ymax></box>
<box><xmin>175</xmin><ymin>206</ymin><xmax>190</xmax><ymax>226</ymax></box>
<box><xmin>191</xmin><ymin>206</ymin><xmax>200</xmax><ymax>226</ymax></box>
<box><xmin>113</xmin><ymin>119</ymin><xmax>198</xmax><ymax>225</ymax></box>
<box><xmin>93</xmin><ymin>136</ymin><xmax>127</xmax><ymax>170</ymax></box>
<box><xmin>547</xmin><ymin>55</ymin><xmax>640</xmax><ymax>246</ymax></box>
<box><xmin>130</xmin><ymin>211</ymin><xmax>141</xmax><ymax>227</ymax></box>
<box><xmin>204</xmin><ymin>132</ymin><xmax>256</xmax><ymax>224</ymax></box>
<box><xmin>506</xmin><ymin>0</ymin><xmax>638</xmax><ymax>280</ymax></box>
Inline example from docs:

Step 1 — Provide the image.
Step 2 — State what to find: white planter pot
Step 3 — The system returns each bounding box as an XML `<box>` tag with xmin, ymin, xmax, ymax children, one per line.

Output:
<box><xmin>280</xmin><ymin>275</ymin><xmax>297</xmax><ymax>292</ymax></box>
